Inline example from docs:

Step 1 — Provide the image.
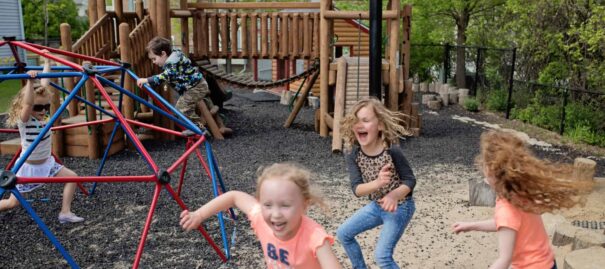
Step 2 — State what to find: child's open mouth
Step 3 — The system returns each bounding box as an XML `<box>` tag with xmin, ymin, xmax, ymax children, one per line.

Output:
<box><xmin>271</xmin><ymin>221</ymin><xmax>287</xmax><ymax>231</ymax></box>
<box><xmin>356</xmin><ymin>131</ymin><xmax>368</xmax><ymax>141</ymax></box>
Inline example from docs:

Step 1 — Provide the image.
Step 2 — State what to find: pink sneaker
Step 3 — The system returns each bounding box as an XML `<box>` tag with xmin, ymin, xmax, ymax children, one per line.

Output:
<box><xmin>58</xmin><ymin>213</ymin><xmax>84</xmax><ymax>224</ymax></box>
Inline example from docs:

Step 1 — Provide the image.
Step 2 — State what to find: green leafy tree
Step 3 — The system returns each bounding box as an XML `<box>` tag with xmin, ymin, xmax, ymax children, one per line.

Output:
<box><xmin>22</xmin><ymin>0</ymin><xmax>88</xmax><ymax>40</ymax></box>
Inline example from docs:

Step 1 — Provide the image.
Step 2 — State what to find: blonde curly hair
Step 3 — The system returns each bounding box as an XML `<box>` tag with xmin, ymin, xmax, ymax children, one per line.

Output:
<box><xmin>5</xmin><ymin>85</ymin><xmax>50</xmax><ymax>127</ymax></box>
<box><xmin>340</xmin><ymin>98</ymin><xmax>410</xmax><ymax>150</ymax></box>
<box><xmin>255</xmin><ymin>162</ymin><xmax>326</xmax><ymax>212</ymax></box>
<box><xmin>477</xmin><ymin>130</ymin><xmax>593</xmax><ymax>214</ymax></box>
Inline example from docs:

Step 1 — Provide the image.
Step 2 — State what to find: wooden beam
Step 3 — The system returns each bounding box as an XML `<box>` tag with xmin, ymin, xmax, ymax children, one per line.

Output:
<box><xmin>324</xmin><ymin>10</ymin><xmax>399</xmax><ymax>20</ymax></box>
<box><xmin>188</xmin><ymin>2</ymin><xmax>320</xmax><ymax>10</ymax></box>
<box><xmin>332</xmin><ymin>58</ymin><xmax>347</xmax><ymax>153</ymax></box>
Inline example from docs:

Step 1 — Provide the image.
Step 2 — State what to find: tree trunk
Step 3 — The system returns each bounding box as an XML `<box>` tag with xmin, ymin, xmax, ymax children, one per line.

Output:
<box><xmin>455</xmin><ymin>14</ymin><xmax>468</xmax><ymax>89</ymax></box>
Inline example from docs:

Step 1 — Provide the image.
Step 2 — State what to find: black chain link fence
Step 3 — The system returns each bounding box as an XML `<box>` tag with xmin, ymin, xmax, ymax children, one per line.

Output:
<box><xmin>411</xmin><ymin>43</ymin><xmax>605</xmax><ymax>146</ymax></box>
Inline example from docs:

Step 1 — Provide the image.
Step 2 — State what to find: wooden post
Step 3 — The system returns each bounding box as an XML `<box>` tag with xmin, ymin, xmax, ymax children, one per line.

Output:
<box><xmin>180</xmin><ymin>0</ymin><xmax>190</xmax><ymax>55</ymax></box>
<box><xmin>96</xmin><ymin>0</ymin><xmax>106</xmax><ymax>18</ymax></box>
<box><xmin>250</xmin><ymin>13</ymin><xmax>258</xmax><ymax>58</ymax></box>
<box><xmin>119</xmin><ymin>23</ymin><xmax>135</xmax><ymax>120</ymax></box>
<box><xmin>292</xmin><ymin>13</ymin><xmax>299</xmax><ymax>58</ymax></box>
<box><xmin>135</xmin><ymin>0</ymin><xmax>144</xmax><ymax>20</ymax></box>
<box><xmin>149</xmin><ymin>0</ymin><xmax>157</xmax><ymax>35</ymax></box>
<box><xmin>388</xmin><ymin>0</ymin><xmax>400</xmax><ymax>111</ymax></box>
<box><xmin>319</xmin><ymin>0</ymin><xmax>332</xmax><ymax>136</ymax></box>
<box><xmin>332</xmin><ymin>58</ymin><xmax>347</xmax><ymax>153</ymax></box>
<box><xmin>270</xmin><ymin>13</ymin><xmax>278</xmax><ymax>58</ymax></box>
<box><xmin>198</xmin><ymin>102</ymin><xmax>224</xmax><ymax>140</ymax></box>
<box><xmin>280</xmin><ymin>13</ymin><xmax>288</xmax><ymax>59</ymax></box>
<box><xmin>284</xmin><ymin>70</ymin><xmax>320</xmax><ymax>128</ymax></box>
<box><xmin>302</xmin><ymin>13</ymin><xmax>310</xmax><ymax>58</ymax></box>
<box><xmin>60</xmin><ymin>24</ymin><xmax>79</xmax><ymax>117</ymax></box>
<box><xmin>220</xmin><ymin>13</ymin><xmax>228</xmax><ymax>58</ymax></box>
<box><xmin>84</xmin><ymin>74</ymin><xmax>100</xmax><ymax>159</ymax></box>
<box><xmin>45</xmin><ymin>56</ymin><xmax>64</xmax><ymax>157</ymax></box>
<box><xmin>200</xmin><ymin>11</ymin><xmax>208</xmax><ymax>57</ymax></box>
<box><xmin>210</xmin><ymin>13</ymin><xmax>219</xmax><ymax>58</ymax></box>
<box><xmin>157</xmin><ymin>0</ymin><xmax>168</xmax><ymax>38</ymax></box>
<box><xmin>115</xmin><ymin>0</ymin><xmax>124</xmax><ymax>21</ymax></box>
<box><xmin>261</xmin><ymin>13</ymin><xmax>268</xmax><ymax>58</ymax></box>
<box><xmin>230</xmin><ymin>13</ymin><xmax>238</xmax><ymax>58</ymax></box>
<box><xmin>401</xmin><ymin>5</ymin><xmax>412</xmax><ymax>81</ymax></box>
<box><xmin>312</xmin><ymin>13</ymin><xmax>320</xmax><ymax>59</ymax></box>
<box><xmin>240</xmin><ymin>14</ymin><xmax>248</xmax><ymax>58</ymax></box>
<box><xmin>88</xmin><ymin>0</ymin><xmax>98</xmax><ymax>26</ymax></box>
<box><xmin>573</xmin><ymin>158</ymin><xmax>596</xmax><ymax>181</ymax></box>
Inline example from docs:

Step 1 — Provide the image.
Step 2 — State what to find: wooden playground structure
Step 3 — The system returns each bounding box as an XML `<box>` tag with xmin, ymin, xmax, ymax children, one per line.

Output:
<box><xmin>1</xmin><ymin>0</ymin><xmax>420</xmax><ymax>157</ymax></box>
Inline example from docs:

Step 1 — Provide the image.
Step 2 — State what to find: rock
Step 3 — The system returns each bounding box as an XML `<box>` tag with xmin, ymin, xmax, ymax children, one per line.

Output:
<box><xmin>553</xmin><ymin>223</ymin><xmax>579</xmax><ymax>246</ymax></box>
<box><xmin>469</xmin><ymin>178</ymin><xmax>496</xmax><ymax>207</ymax></box>
<box><xmin>428</xmin><ymin>100</ymin><xmax>442</xmax><ymax>111</ymax></box>
<box><xmin>564</xmin><ymin>247</ymin><xmax>605</xmax><ymax>269</ymax></box>
<box><xmin>572</xmin><ymin>229</ymin><xmax>605</xmax><ymax>250</ymax></box>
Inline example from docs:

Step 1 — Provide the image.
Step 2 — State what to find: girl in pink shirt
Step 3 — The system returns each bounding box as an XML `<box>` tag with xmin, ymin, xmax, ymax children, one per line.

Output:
<box><xmin>453</xmin><ymin>130</ymin><xmax>593</xmax><ymax>269</ymax></box>
<box><xmin>180</xmin><ymin>162</ymin><xmax>342</xmax><ymax>269</ymax></box>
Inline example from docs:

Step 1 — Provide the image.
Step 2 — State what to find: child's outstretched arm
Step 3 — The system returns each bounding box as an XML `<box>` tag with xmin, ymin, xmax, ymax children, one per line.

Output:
<box><xmin>40</xmin><ymin>51</ymin><xmax>51</xmax><ymax>88</ymax></box>
<box><xmin>489</xmin><ymin>227</ymin><xmax>515</xmax><ymax>269</ymax></box>
<box><xmin>452</xmin><ymin>218</ymin><xmax>497</xmax><ymax>233</ymax></box>
<box><xmin>316</xmin><ymin>240</ymin><xmax>342</xmax><ymax>269</ymax></box>
<box><xmin>19</xmin><ymin>72</ymin><xmax>38</xmax><ymax>123</ymax></box>
<box><xmin>180</xmin><ymin>191</ymin><xmax>256</xmax><ymax>231</ymax></box>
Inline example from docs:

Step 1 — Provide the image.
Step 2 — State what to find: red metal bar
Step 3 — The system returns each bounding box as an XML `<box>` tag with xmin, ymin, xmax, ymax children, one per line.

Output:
<box><xmin>0</xmin><ymin>41</ymin><xmax>6</xmax><ymax>47</ymax></box>
<box><xmin>49</xmin><ymin>153</ymin><xmax>88</xmax><ymax>196</ymax></box>
<box><xmin>163</xmin><ymin>184</ymin><xmax>228</xmax><ymax>262</ymax></box>
<box><xmin>177</xmin><ymin>140</ymin><xmax>193</xmax><ymax>196</ymax></box>
<box><xmin>90</xmin><ymin>77</ymin><xmax>159</xmax><ymax>173</ymax></box>
<box><xmin>133</xmin><ymin>184</ymin><xmax>162</xmax><ymax>269</ymax></box>
<box><xmin>17</xmin><ymin>175</ymin><xmax>155</xmax><ymax>184</ymax></box>
<box><xmin>166</xmin><ymin>136</ymin><xmax>206</xmax><ymax>174</ymax></box>
<box><xmin>23</xmin><ymin>42</ymin><xmax>120</xmax><ymax>67</ymax></box>
<box><xmin>195</xmin><ymin>148</ymin><xmax>212</xmax><ymax>179</ymax></box>
<box><xmin>12</xmin><ymin>42</ymin><xmax>84</xmax><ymax>71</ymax></box>
<box><xmin>51</xmin><ymin>118</ymin><xmax>114</xmax><ymax>131</ymax></box>
<box><xmin>0</xmin><ymin>129</ymin><xmax>19</xmax><ymax>133</ymax></box>
<box><xmin>4</xmin><ymin>148</ymin><xmax>21</xmax><ymax>170</ymax></box>
<box><xmin>125</xmin><ymin>119</ymin><xmax>183</xmax><ymax>137</ymax></box>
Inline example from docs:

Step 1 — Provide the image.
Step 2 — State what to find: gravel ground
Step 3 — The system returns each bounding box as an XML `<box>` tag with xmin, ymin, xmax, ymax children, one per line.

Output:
<box><xmin>0</xmin><ymin>88</ymin><xmax>603</xmax><ymax>269</ymax></box>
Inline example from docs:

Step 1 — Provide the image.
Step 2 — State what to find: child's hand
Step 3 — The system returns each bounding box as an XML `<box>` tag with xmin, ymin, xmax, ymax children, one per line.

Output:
<box><xmin>452</xmin><ymin>222</ymin><xmax>474</xmax><ymax>234</ymax></box>
<box><xmin>378</xmin><ymin>195</ymin><xmax>398</xmax><ymax>212</ymax></box>
<box><xmin>375</xmin><ymin>164</ymin><xmax>392</xmax><ymax>188</ymax></box>
<box><xmin>136</xmin><ymin>78</ymin><xmax>148</xmax><ymax>88</ymax></box>
<box><xmin>26</xmin><ymin>70</ymin><xmax>38</xmax><ymax>78</ymax></box>
<box><xmin>180</xmin><ymin>209</ymin><xmax>204</xmax><ymax>231</ymax></box>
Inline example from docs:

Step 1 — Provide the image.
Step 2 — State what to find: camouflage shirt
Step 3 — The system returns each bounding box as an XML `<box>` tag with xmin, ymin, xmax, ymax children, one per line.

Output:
<box><xmin>147</xmin><ymin>49</ymin><xmax>203</xmax><ymax>95</ymax></box>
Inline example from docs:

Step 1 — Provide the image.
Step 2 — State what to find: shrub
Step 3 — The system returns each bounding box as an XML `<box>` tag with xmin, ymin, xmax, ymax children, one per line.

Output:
<box><xmin>566</xmin><ymin>123</ymin><xmax>605</xmax><ymax>147</ymax></box>
<box><xmin>464</xmin><ymin>97</ymin><xmax>480</xmax><ymax>112</ymax></box>
<box><xmin>486</xmin><ymin>89</ymin><xmax>509</xmax><ymax>112</ymax></box>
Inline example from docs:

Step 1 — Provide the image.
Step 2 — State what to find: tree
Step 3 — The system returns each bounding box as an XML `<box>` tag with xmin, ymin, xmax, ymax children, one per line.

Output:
<box><xmin>410</xmin><ymin>0</ymin><xmax>505</xmax><ymax>88</ymax></box>
<box><xmin>22</xmin><ymin>0</ymin><xmax>88</xmax><ymax>40</ymax></box>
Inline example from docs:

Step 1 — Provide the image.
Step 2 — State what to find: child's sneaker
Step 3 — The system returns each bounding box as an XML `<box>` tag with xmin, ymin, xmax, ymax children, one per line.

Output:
<box><xmin>58</xmin><ymin>213</ymin><xmax>84</xmax><ymax>224</ymax></box>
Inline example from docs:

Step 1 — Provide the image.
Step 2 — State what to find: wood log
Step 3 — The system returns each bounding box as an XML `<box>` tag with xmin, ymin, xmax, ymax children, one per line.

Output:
<box><xmin>440</xmin><ymin>92</ymin><xmax>449</xmax><ymax>106</ymax></box>
<box><xmin>324</xmin><ymin>112</ymin><xmax>333</xmax><ymax>130</ymax></box>
<box><xmin>553</xmin><ymin>223</ymin><xmax>579</xmax><ymax>246</ymax></box>
<box><xmin>572</xmin><ymin>229</ymin><xmax>605</xmax><ymax>250</ymax></box>
<box><xmin>573</xmin><ymin>158</ymin><xmax>596</xmax><ymax>181</ymax></box>
<box><xmin>319</xmin><ymin>0</ymin><xmax>331</xmax><ymax>136</ymax></box>
<box><xmin>332</xmin><ymin>58</ymin><xmax>347</xmax><ymax>153</ymax></box>
<box><xmin>564</xmin><ymin>247</ymin><xmax>605</xmax><ymax>269</ymax></box>
<box><xmin>469</xmin><ymin>178</ymin><xmax>496</xmax><ymax>207</ymax></box>
<box><xmin>198</xmin><ymin>101</ymin><xmax>224</xmax><ymax>140</ymax></box>
<box><xmin>449</xmin><ymin>92</ymin><xmax>458</xmax><ymax>104</ymax></box>
<box><xmin>427</xmin><ymin>100</ymin><xmax>442</xmax><ymax>111</ymax></box>
<box><xmin>420</xmin><ymin>82</ymin><xmax>428</xmax><ymax>92</ymax></box>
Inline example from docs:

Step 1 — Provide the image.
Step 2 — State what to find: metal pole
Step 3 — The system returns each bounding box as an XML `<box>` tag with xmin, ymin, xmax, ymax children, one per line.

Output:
<box><xmin>473</xmin><ymin>48</ymin><xmax>481</xmax><ymax>96</ymax></box>
<box><xmin>560</xmin><ymin>88</ymin><xmax>568</xmax><ymax>135</ymax></box>
<box><xmin>505</xmin><ymin>47</ymin><xmax>516</xmax><ymax>119</ymax></box>
<box><xmin>369</xmin><ymin>0</ymin><xmax>382</xmax><ymax>99</ymax></box>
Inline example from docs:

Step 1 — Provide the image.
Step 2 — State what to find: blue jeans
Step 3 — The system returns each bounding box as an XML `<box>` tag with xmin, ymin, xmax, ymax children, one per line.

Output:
<box><xmin>337</xmin><ymin>198</ymin><xmax>415</xmax><ymax>269</ymax></box>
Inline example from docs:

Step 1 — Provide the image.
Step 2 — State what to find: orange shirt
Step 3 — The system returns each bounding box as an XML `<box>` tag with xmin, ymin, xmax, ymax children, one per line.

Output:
<box><xmin>494</xmin><ymin>198</ymin><xmax>554</xmax><ymax>269</ymax></box>
<box><xmin>248</xmin><ymin>204</ymin><xmax>334</xmax><ymax>269</ymax></box>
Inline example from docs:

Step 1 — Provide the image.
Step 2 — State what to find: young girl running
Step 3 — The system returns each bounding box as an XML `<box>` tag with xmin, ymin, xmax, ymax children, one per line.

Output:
<box><xmin>453</xmin><ymin>130</ymin><xmax>593</xmax><ymax>269</ymax></box>
<box><xmin>0</xmin><ymin>54</ymin><xmax>84</xmax><ymax>224</ymax></box>
<box><xmin>337</xmin><ymin>98</ymin><xmax>416</xmax><ymax>269</ymax></box>
<box><xmin>180</xmin><ymin>162</ymin><xmax>341</xmax><ymax>269</ymax></box>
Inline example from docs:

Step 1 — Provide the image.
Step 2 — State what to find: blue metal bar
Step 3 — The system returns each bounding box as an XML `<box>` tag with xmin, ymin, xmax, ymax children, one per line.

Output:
<box><xmin>125</xmin><ymin>70</ymin><xmax>202</xmax><ymax>134</ymax></box>
<box><xmin>10</xmin><ymin>189</ymin><xmax>80</xmax><ymax>268</ymax></box>
<box><xmin>205</xmin><ymin>144</ymin><xmax>230</xmax><ymax>259</ymax></box>
<box><xmin>89</xmin><ymin>120</ymin><xmax>123</xmax><ymax>195</ymax></box>
<box><xmin>48</xmin><ymin>81</ymin><xmax>117</xmax><ymax>119</ymax></box>
<box><xmin>207</xmin><ymin>142</ymin><xmax>236</xmax><ymax>220</ymax></box>
<box><xmin>0</xmin><ymin>67</ymin><xmax>16</xmax><ymax>71</ymax></box>
<box><xmin>11</xmin><ymin>75</ymin><xmax>88</xmax><ymax>174</ymax></box>
<box><xmin>97</xmin><ymin>76</ymin><xmax>192</xmax><ymax>129</ymax></box>
<box><xmin>22</xmin><ymin>66</ymin><xmax>80</xmax><ymax>71</ymax></box>
<box><xmin>0</xmin><ymin>72</ymin><xmax>83</xmax><ymax>80</ymax></box>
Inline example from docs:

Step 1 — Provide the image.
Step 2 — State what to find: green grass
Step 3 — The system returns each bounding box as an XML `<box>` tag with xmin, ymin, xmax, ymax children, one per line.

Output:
<box><xmin>0</xmin><ymin>79</ymin><xmax>20</xmax><ymax>113</ymax></box>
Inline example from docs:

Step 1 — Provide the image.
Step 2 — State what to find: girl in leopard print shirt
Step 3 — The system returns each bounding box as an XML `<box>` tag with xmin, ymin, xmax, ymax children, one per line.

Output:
<box><xmin>336</xmin><ymin>98</ymin><xmax>416</xmax><ymax>269</ymax></box>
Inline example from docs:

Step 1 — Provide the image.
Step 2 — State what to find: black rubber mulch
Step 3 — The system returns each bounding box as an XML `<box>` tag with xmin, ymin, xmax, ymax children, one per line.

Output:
<box><xmin>0</xmin><ymin>89</ymin><xmax>603</xmax><ymax>268</ymax></box>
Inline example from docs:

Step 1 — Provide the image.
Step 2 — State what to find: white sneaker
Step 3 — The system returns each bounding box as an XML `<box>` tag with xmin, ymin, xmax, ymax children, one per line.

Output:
<box><xmin>58</xmin><ymin>213</ymin><xmax>84</xmax><ymax>224</ymax></box>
